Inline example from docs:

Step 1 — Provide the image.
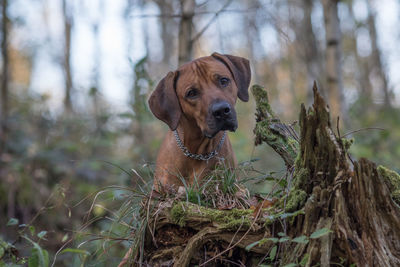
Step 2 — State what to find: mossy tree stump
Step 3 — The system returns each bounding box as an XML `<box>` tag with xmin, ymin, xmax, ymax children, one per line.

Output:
<box><xmin>127</xmin><ymin>83</ymin><xmax>400</xmax><ymax>267</ymax></box>
<box><xmin>276</xmin><ymin>83</ymin><xmax>400</xmax><ymax>266</ymax></box>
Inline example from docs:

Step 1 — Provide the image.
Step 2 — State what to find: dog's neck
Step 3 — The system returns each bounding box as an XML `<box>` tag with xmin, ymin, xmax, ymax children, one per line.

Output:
<box><xmin>175</xmin><ymin>117</ymin><xmax>224</xmax><ymax>155</ymax></box>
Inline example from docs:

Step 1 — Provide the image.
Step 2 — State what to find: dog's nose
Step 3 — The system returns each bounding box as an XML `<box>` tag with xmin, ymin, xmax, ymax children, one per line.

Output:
<box><xmin>211</xmin><ymin>101</ymin><xmax>231</xmax><ymax>119</ymax></box>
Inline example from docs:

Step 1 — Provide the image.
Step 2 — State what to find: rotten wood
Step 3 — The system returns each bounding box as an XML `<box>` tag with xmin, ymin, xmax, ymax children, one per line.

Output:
<box><xmin>129</xmin><ymin>83</ymin><xmax>400</xmax><ymax>267</ymax></box>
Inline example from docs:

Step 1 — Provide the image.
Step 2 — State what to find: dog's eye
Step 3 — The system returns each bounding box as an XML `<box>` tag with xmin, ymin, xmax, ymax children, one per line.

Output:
<box><xmin>185</xmin><ymin>88</ymin><xmax>199</xmax><ymax>99</ymax></box>
<box><xmin>219</xmin><ymin>77</ymin><xmax>230</xmax><ymax>87</ymax></box>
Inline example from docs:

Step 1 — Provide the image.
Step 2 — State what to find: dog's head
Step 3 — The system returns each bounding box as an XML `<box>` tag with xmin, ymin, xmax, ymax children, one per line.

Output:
<box><xmin>149</xmin><ymin>53</ymin><xmax>251</xmax><ymax>138</ymax></box>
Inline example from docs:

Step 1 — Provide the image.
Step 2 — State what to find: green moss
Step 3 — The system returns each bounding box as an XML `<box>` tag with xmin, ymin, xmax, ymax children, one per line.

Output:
<box><xmin>170</xmin><ymin>202</ymin><xmax>253</xmax><ymax>230</ymax></box>
<box><xmin>293</xmin><ymin>168</ymin><xmax>309</xmax><ymax>190</ymax></box>
<box><xmin>284</xmin><ymin>189</ymin><xmax>307</xmax><ymax>212</ymax></box>
<box><xmin>254</xmin><ymin>122</ymin><xmax>274</xmax><ymax>142</ymax></box>
<box><xmin>287</xmin><ymin>137</ymin><xmax>299</xmax><ymax>149</ymax></box>
<box><xmin>294</xmin><ymin>151</ymin><xmax>303</xmax><ymax>170</ymax></box>
<box><xmin>171</xmin><ymin>203</ymin><xmax>187</xmax><ymax>227</ymax></box>
<box><xmin>223</xmin><ymin>218</ymin><xmax>251</xmax><ymax>230</ymax></box>
<box><xmin>199</xmin><ymin>205</ymin><xmax>252</xmax><ymax>230</ymax></box>
<box><xmin>392</xmin><ymin>190</ymin><xmax>400</xmax><ymax>205</ymax></box>
<box><xmin>377</xmin><ymin>165</ymin><xmax>400</xmax><ymax>205</ymax></box>
<box><xmin>252</xmin><ymin>84</ymin><xmax>298</xmax><ymax>167</ymax></box>
<box><xmin>252</xmin><ymin>85</ymin><xmax>275</xmax><ymax>117</ymax></box>
<box><xmin>377</xmin><ymin>165</ymin><xmax>400</xmax><ymax>191</ymax></box>
<box><xmin>341</xmin><ymin>137</ymin><xmax>354</xmax><ymax>151</ymax></box>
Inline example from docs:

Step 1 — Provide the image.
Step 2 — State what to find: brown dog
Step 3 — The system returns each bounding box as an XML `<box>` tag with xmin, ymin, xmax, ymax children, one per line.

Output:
<box><xmin>148</xmin><ymin>52</ymin><xmax>251</xmax><ymax>191</ymax></box>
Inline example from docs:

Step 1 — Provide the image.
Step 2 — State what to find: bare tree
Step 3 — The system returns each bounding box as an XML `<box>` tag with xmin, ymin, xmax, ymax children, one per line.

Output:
<box><xmin>347</xmin><ymin>1</ymin><xmax>373</xmax><ymax>103</ymax></box>
<box><xmin>300</xmin><ymin>0</ymin><xmax>323</xmax><ymax>105</ymax></box>
<box><xmin>322</xmin><ymin>0</ymin><xmax>343</xmax><ymax>119</ymax></box>
<box><xmin>365</xmin><ymin>0</ymin><xmax>391</xmax><ymax>107</ymax></box>
<box><xmin>0</xmin><ymin>0</ymin><xmax>9</xmax><ymax>151</ymax></box>
<box><xmin>62</xmin><ymin>0</ymin><xmax>73</xmax><ymax>113</ymax></box>
<box><xmin>89</xmin><ymin>0</ymin><xmax>104</xmax><ymax>129</ymax></box>
<box><xmin>155</xmin><ymin>0</ymin><xmax>177</xmax><ymax>67</ymax></box>
<box><xmin>244</xmin><ymin>1</ymin><xmax>262</xmax><ymax>79</ymax></box>
<box><xmin>178</xmin><ymin>0</ymin><xmax>195</xmax><ymax>66</ymax></box>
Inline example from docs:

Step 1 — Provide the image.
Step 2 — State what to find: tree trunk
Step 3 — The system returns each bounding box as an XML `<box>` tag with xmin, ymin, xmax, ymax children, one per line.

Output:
<box><xmin>178</xmin><ymin>0</ymin><xmax>195</xmax><ymax>66</ymax></box>
<box><xmin>62</xmin><ymin>0</ymin><xmax>73</xmax><ymax>113</ymax></box>
<box><xmin>365</xmin><ymin>0</ymin><xmax>391</xmax><ymax>107</ymax></box>
<box><xmin>347</xmin><ymin>1</ymin><xmax>374</xmax><ymax>103</ymax></box>
<box><xmin>0</xmin><ymin>0</ymin><xmax>9</xmax><ymax>152</ymax></box>
<box><xmin>125</xmin><ymin>83</ymin><xmax>400</xmax><ymax>266</ymax></box>
<box><xmin>322</xmin><ymin>0</ymin><xmax>343</xmax><ymax>120</ymax></box>
<box><xmin>155</xmin><ymin>0</ymin><xmax>177</xmax><ymax>67</ymax></box>
<box><xmin>90</xmin><ymin>1</ymin><xmax>103</xmax><ymax>130</ymax></box>
<box><xmin>300</xmin><ymin>0</ymin><xmax>323</xmax><ymax>105</ymax></box>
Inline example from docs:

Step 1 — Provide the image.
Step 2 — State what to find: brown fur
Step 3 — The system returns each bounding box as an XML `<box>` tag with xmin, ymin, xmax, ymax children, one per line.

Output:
<box><xmin>148</xmin><ymin>53</ymin><xmax>251</xmax><ymax>191</ymax></box>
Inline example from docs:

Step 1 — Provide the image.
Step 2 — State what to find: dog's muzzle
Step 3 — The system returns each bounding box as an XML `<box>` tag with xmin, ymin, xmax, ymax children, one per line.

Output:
<box><xmin>205</xmin><ymin>100</ymin><xmax>238</xmax><ymax>138</ymax></box>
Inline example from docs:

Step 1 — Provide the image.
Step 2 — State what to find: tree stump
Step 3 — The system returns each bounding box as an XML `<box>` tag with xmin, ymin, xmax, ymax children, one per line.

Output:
<box><xmin>127</xmin><ymin>83</ymin><xmax>400</xmax><ymax>267</ymax></box>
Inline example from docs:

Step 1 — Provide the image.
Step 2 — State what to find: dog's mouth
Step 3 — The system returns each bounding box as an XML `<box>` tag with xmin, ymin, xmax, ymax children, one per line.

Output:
<box><xmin>202</xmin><ymin>100</ymin><xmax>238</xmax><ymax>138</ymax></box>
<box><xmin>204</xmin><ymin>118</ymin><xmax>238</xmax><ymax>138</ymax></box>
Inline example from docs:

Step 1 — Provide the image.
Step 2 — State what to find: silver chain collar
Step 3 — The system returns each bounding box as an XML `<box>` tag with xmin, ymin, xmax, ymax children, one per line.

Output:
<box><xmin>173</xmin><ymin>130</ymin><xmax>226</xmax><ymax>161</ymax></box>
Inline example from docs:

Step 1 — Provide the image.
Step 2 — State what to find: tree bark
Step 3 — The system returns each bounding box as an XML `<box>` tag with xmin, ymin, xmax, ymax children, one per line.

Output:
<box><xmin>347</xmin><ymin>2</ymin><xmax>374</xmax><ymax>103</ymax></box>
<box><xmin>155</xmin><ymin>0</ymin><xmax>177</xmax><ymax>67</ymax></box>
<box><xmin>0</xmin><ymin>0</ymin><xmax>9</xmax><ymax>152</ymax></box>
<box><xmin>89</xmin><ymin>1</ymin><xmax>103</xmax><ymax>130</ymax></box>
<box><xmin>300</xmin><ymin>0</ymin><xmax>323</xmax><ymax>105</ymax></box>
<box><xmin>178</xmin><ymin>0</ymin><xmax>195</xmax><ymax>66</ymax></box>
<box><xmin>62</xmin><ymin>0</ymin><xmax>73</xmax><ymax>113</ymax></box>
<box><xmin>365</xmin><ymin>0</ymin><xmax>391</xmax><ymax>107</ymax></box>
<box><xmin>322</xmin><ymin>0</ymin><xmax>343</xmax><ymax>120</ymax></box>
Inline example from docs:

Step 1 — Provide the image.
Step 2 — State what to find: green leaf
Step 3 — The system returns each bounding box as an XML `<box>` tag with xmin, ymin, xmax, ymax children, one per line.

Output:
<box><xmin>280</xmin><ymin>209</ymin><xmax>305</xmax><ymax>219</ymax></box>
<box><xmin>29</xmin><ymin>226</ymin><xmax>35</xmax><ymax>236</ymax></box>
<box><xmin>278</xmin><ymin>232</ymin><xmax>286</xmax><ymax>237</ymax></box>
<box><xmin>23</xmin><ymin>236</ymin><xmax>49</xmax><ymax>267</ymax></box>
<box><xmin>60</xmin><ymin>248</ymin><xmax>90</xmax><ymax>256</ymax></box>
<box><xmin>310</xmin><ymin>228</ymin><xmax>332</xmax><ymax>239</ymax></box>
<box><xmin>267</xmin><ymin>237</ymin><xmax>279</xmax><ymax>243</ymax></box>
<box><xmin>0</xmin><ymin>246</ymin><xmax>4</xmax><ymax>258</ymax></box>
<box><xmin>279</xmin><ymin>237</ymin><xmax>290</xmax><ymax>243</ymax></box>
<box><xmin>278</xmin><ymin>179</ymin><xmax>288</xmax><ymax>188</ymax></box>
<box><xmin>61</xmin><ymin>234</ymin><xmax>69</xmax><ymax>243</ymax></box>
<box><xmin>245</xmin><ymin>240</ymin><xmax>262</xmax><ymax>251</ymax></box>
<box><xmin>28</xmin><ymin>247</ymin><xmax>49</xmax><ymax>267</ymax></box>
<box><xmin>300</xmin><ymin>253</ymin><xmax>310</xmax><ymax>266</ymax></box>
<box><xmin>37</xmin><ymin>231</ymin><xmax>47</xmax><ymax>239</ymax></box>
<box><xmin>28</xmin><ymin>249</ymin><xmax>39</xmax><ymax>267</ymax></box>
<box><xmin>7</xmin><ymin>218</ymin><xmax>18</xmax><ymax>226</ymax></box>
<box><xmin>292</xmin><ymin>235</ymin><xmax>309</xmax><ymax>244</ymax></box>
<box><xmin>269</xmin><ymin>246</ymin><xmax>277</xmax><ymax>261</ymax></box>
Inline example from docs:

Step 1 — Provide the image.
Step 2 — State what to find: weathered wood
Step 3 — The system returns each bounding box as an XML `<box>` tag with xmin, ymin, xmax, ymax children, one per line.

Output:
<box><xmin>252</xmin><ymin>85</ymin><xmax>298</xmax><ymax>169</ymax></box>
<box><xmin>129</xmin><ymin>83</ymin><xmax>400</xmax><ymax>267</ymax></box>
<box><xmin>333</xmin><ymin>159</ymin><xmax>400</xmax><ymax>266</ymax></box>
<box><xmin>283</xmin><ymin>83</ymin><xmax>400</xmax><ymax>266</ymax></box>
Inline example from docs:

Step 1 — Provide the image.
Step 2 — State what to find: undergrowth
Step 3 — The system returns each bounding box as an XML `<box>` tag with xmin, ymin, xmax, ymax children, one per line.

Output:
<box><xmin>1</xmin><ymin>155</ymin><xmax>344</xmax><ymax>266</ymax></box>
<box><xmin>0</xmin><ymin>162</ymin><xmax>154</xmax><ymax>267</ymax></box>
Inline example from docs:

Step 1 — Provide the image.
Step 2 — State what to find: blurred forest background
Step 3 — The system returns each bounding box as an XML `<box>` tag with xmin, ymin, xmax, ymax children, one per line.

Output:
<box><xmin>1</xmin><ymin>0</ymin><xmax>400</xmax><ymax>265</ymax></box>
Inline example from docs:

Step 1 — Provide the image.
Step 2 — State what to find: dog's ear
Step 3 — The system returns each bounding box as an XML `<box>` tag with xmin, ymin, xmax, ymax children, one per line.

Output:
<box><xmin>148</xmin><ymin>71</ymin><xmax>181</xmax><ymax>130</ymax></box>
<box><xmin>211</xmin><ymin>52</ymin><xmax>251</xmax><ymax>102</ymax></box>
